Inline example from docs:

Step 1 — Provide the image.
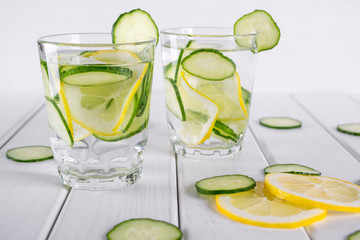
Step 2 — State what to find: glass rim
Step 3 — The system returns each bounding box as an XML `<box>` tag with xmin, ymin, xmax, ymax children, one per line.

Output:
<box><xmin>160</xmin><ymin>27</ymin><xmax>257</xmax><ymax>38</ymax></box>
<box><xmin>37</xmin><ymin>32</ymin><xmax>157</xmax><ymax>47</ymax></box>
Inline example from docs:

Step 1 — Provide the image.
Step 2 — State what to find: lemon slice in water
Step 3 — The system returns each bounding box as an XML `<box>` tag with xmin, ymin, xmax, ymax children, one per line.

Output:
<box><xmin>182</xmin><ymin>71</ymin><xmax>248</xmax><ymax>121</ymax></box>
<box><xmin>178</xmin><ymin>75</ymin><xmax>219</xmax><ymax>146</ymax></box>
<box><xmin>60</xmin><ymin>50</ymin><xmax>148</xmax><ymax>136</ymax></box>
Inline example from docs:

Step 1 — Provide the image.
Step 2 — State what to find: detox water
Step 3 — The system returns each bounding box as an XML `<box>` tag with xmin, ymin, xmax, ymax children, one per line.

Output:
<box><xmin>38</xmin><ymin>33</ymin><xmax>155</xmax><ymax>189</ymax></box>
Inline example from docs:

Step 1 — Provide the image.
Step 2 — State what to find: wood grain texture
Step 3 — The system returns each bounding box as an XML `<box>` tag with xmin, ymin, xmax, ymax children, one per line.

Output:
<box><xmin>0</xmin><ymin>108</ymin><xmax>69</xmax><ymax>240</ymax></box>
<box><xmin>49</xmin><ymin>91</ymin><xmax>179</xmax><ymax>240</ymax></box>
<box><xmin>249</xmin><ymin>93</ymin><xmax>360</xmax><ymax>240</ymax></box>
<box><xmin>177</xmin><ymin>131</ymin><xmax>310</xmax><ymax>240</ymax></box>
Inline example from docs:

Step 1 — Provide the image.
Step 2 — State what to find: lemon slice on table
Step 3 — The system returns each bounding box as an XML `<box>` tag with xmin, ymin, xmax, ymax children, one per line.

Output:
<box><xmin>265</xmin><ymin>173</ymin><xmax>360</xmax><ymax>212</ymax></box>
<box><xmin>182</xmin><ymin>71</ymin><xmax>248</xmax><ymax>121</ymax></box>
<box><xmin>178</xmin><ymin>76</ymin><xmax>219</xmax><ymax>146</ymax></box>
<box><xmin>216</xmin><ymin>182</ymin><xmax>327</xmax><ymax>228</ymax></box>
<box><xmin>60</xmin><ymin>50</ymin><xmax>148</xmax><ymax>136</ymax></box>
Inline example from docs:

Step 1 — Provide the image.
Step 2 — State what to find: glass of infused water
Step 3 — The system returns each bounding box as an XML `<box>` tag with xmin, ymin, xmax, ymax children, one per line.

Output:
<box><xmin>160</xmin><ymin>27</ymin><xmax>257</xmax><ymax>159</ymax></box>
<box><xmin>37</xmin><ymin>33</ymin><xmax>156</xmax><ymax>190</ymax></box>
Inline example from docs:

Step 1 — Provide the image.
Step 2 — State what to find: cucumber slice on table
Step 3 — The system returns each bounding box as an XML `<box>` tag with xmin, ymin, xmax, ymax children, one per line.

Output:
<box><xmin>259</xmin><ymin>117</ymin><xmax>302</xmax><ymax>129</ymax></box>
<box><xmin>6</xmin><ymin>146</ymin><xmax>53</xmax><ymax>162</ymax></box>
<box><xmin>181</xmin><ymin>49</ymin><xmax>236</xmax><ymax>81</ymax></box>
<box><xmin>112</xmin><ymin>9</ymin><xmax>159</xmax><ymax>45</ymax></box>
<box><xmin>234</xmin><ymin>10</ymin><xmax>280</xmax><ymax>52</ymax></box>
<box><xmin>264</xmin><ymin>164</ymin><xmax>321</xmax><ymax>176</ymax></box>
<box><xmin>348</xmin><ymin>230</ymin><xmax>360</xmax><ymax>240</ymax></box>
<box><xmin>337</xmin><ymin>123</ymin><xmax>360</xmax><ymax>136</ymax></box>
<box><xmin>195</xmin><ymin>174</ymin><xmax>256</xmax><ymax>195</ymax></box>
<box><xmin>60</xmin><ymin>66</ymin><xmax>133</xmax><ymax>86</ymax></box>
<box><xmin>107</xmin><ymin>218</ymin><xmax>182</xmax><ymax>240</ymax></box>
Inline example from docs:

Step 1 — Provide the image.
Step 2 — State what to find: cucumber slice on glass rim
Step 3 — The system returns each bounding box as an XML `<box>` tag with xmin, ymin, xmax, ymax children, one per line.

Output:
<box><xmin>337</xmin><ymin>123</ymin><xmax>360</xmax><ymax>136</ymax></box>
<box><xmin>106</xmin><ymin>218</ymin><xmax>182</xmax><ymax>240</ymax></box>
<box><xmin>234</xmin><ymin>10</ymin><xmax>280</xmax><ymax>52</ymax></box>
<box><xmin>264</xmin><ymin>164</ymin><xmax>321</xmax><ymax>176</ymax></box>
<box><xmin>112</xmin><ymin>9</ymin><xmax>159</xmax><ymax>46</ymax></box>
<box><xmin>195</xmin><ymin>174</ymin><xmax>256</xmax><ymax>195</ymax></box>
<box><xmin>259</xmin><ymin>117</ymin><xmax>302</xmax><ymax>129</ymax></box>
<box><xmin>6</xmin><ymin>146</ymin><xmax>53</xmax><ymax>162</ymax></box>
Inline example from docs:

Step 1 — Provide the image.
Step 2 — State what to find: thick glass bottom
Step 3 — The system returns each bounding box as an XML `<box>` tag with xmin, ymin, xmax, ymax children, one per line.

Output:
<box><xmin>50</xmin><ymin>131</ymin><xmax>147</xmax><ymax>190</ymax></box>
<box><xmin>173</xmin><ymin>142</ymin><xmax>242</xmax><ymax>159</ymax></box>
<box><xmin>58</xmin><ymin>167</ymin><xmax>142</xmax><ymax>190</ymax></box>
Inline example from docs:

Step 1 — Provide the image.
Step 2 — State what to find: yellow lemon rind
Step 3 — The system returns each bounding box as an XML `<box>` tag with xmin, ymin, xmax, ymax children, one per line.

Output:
<box><xmin>216</xmin><ymin>194</ymin><xmax>327</xmax><ymax>228</ymax></box>
<box><xmin>112</xmin><ymin>63</ymin><xmax>149</xmax><ymax>132</ymax></box>
<box><xmin>180</xmin><ymin>71</ymin><xmax>219</xmax><ymax>145</ymax></box>
<box><xmin>265</xmin><ymin>173</ymin><xmax>360</xmax><ymax>212</ymax></box>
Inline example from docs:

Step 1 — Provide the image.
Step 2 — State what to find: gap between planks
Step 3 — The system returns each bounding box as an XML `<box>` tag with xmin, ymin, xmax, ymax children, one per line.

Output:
<box><xmin>291</xmin><ymin>94</ymin><xmax>360</xmax><ymax>163</ymax></box>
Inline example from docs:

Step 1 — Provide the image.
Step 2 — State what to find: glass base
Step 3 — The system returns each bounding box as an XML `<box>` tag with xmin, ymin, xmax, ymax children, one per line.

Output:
<box><xmin>173</xmin><ymin>142</ymin><xmax>242</xmax><ymax>159</ymax></box>
<box><xmin>50</xmin><ymin>132</ymin><xmax>147</xmax><ymax>190</ymax></box>
<box><xmin>58</xmin><ymin>167</ymin><xmax>142</xmax><ymax>190</ymax></box>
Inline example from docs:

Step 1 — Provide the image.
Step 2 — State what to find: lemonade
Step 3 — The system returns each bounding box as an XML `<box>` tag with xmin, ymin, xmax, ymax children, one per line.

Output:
<box><xmin>38</xmin><ymin>33</ymin><xmax>155</xmax><ymax>189</ymax></box>
<box><xmin>160</xmin><ymin>28</ymin><xmax>257</xmax><ymax>158</ymax></box>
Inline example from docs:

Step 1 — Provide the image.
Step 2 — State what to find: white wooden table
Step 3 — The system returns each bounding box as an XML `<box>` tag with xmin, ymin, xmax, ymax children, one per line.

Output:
<box><xmin>1</xmin><ymin>91</ymin><xmax>360</xmax><ymax>240</ymax></box>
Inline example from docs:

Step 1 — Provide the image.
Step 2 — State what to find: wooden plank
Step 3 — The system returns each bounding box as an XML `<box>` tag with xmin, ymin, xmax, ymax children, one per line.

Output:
<box><xmin>48</xmin><ymin>91</ymin><xmax>179</xmax><ymax>240</ymax></box>
<box><xmin>249</xmin><ymin>93</ymin><xmax>360</xmax><ymax>240</ymax></box>
<box><xmin>0</xmin><ymin>89</ymin><xmax>43</xmax><ymax>147</ymax></box>
<box><xmin>294</xmin><ymin>94</ymin><xmax>360</xmax><ymax>162</ymax></box>
<box><xmin>177</xmin><ymin>131</ymin><xmax>310</xmax><ymax>239</ymax></box>
<box><xmin>0</xmin><ymin>108</ymin><xmax>69</xmax><ymax>240</ymax></box>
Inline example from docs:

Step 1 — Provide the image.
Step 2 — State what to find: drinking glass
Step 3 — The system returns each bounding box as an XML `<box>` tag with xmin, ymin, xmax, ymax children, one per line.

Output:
<box><xmin>37</xmin><ymin>33</ymin><xmax>155</xmax><ymax>190</ymax></box>
<box><xmin>160</xmin><ymin>27</ymin><xmax>257</xmax><ymax>159</ymax></box>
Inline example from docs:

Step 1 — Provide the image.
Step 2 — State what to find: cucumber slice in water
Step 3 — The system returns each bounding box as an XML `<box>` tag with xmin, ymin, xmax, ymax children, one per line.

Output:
<box><xmin>40</xmin><ymin>60</ymin><xmax>52</xmax><ymax>98</ymax></box>
<box><xmin>212</xmin><ymin>120</ymin><xmax>240</xmax><ymax>143</ymax></box>
<box><xmin>60</xmin><ymin>66</ymin><xmax>132</xmax><ymax>86</ymax></box>
<box><xmin>6</xmin><ymin>146</ymin><xmax>53</xmax><ymax>162</ymax></box>
<box><xmin>234</xmin><ymin>10</ymin><xmax>280</xmax><ymax>52</ymax></box>
<box><xmin>348</xmin><ymin>230</ymin><xmax>360</xmax><ymax>240</ymax></box>
<box><xmin>195</xmin><ymin>174</ymin><xmax>256</xmax><ymax>195</ymax></box>
<box><xmin>106</xmin><ymin>218</ymin><xmax>182</xmax><ymax>240</ymax></box>
<box><xmin>181</xmin><ymin>49</ymin><xmax>236</xmax><ymax>81</ymax></box>
<box><xmin>112</xmin><ymin>9</ymin><xmax>159</xmax><ymax>45</ymax></box>
<box><xmin>337</xmin><ymin>123</ymin><xmax>360</xmax><ymax>136</ymax></box>
<box><xmin>264</xmin><ymin>164</ymin><xmax>321</xmax><ymax>176</ymax></box>
<box><xmin>259</xmin><ymin>117</ymin><xmax>302</xmax><ymax>129</ymax></box>
<box><xmin>45</xmin><ymin>96</ymin><xmax>74</xmax><ymax>146</ymax></box>
<box><xmin>163</xmin><ymin>40</ymin><xmax>194</xmax><ymax>121</ymax></box>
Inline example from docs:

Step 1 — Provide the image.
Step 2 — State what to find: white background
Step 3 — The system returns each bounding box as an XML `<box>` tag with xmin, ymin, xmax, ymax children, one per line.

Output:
<box><xmin>0</xmin><ymin>0</ymin><xmax>359</xmax><ymax>97</ymax></box>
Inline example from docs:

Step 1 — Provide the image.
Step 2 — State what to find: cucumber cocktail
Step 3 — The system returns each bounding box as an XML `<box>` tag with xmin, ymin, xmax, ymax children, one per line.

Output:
<box><xmin>160</xmin><ymin>10</ymin><xmax>280</xmax><ymax>158</ymax></box>
<box><xmin>37</xmin><ymin>9</ymin><xmax>158</xmax><ymax>190</ymax></box>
